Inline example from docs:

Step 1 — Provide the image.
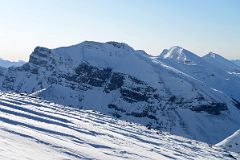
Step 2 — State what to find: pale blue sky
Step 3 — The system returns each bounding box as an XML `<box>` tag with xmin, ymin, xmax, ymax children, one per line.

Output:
<box><xmin>0</xmin><ymin>0</ymin><xmax>239</xmax><ymax>61</ymax></box>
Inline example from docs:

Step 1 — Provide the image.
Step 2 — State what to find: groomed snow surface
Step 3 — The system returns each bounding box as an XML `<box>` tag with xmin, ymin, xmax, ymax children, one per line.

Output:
<box><xmin>0</xmin><ymin>92</ymin><xmax>239</xmax><ymax>160</ymax></box>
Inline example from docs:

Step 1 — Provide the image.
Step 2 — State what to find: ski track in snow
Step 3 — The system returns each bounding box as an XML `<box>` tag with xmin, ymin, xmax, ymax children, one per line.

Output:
<box><xmin>0</xmin><ymin>91</ymin><xmax>238</xmax><ymax>160</ymax></box>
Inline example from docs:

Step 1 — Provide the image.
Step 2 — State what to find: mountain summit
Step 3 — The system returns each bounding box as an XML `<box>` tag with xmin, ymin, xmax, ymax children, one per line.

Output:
<box><xmin>159</xmin><ymin>46</ymin><xmax>204</xmax><ymax>65</ymax></box>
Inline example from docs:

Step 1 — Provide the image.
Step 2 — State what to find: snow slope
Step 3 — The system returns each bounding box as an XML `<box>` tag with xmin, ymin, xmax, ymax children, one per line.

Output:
<box><xmin>0</xmin><ymin>91</ymin><xmax>238</xmax><ymax>160</ymax></box>
<box><xmin>232</xmin><ymin>60</ymin><xmax>240</xmax><ymax>67</ymax></box>
<box><xmin>0</xmin><ymin>58</ymin><xmax>25</xmax><ymax>68</ymax></box>
<box><xmin>216</xmin><ymin>130</ymin><xmax>240</xmax><ymax>153</ymax></box>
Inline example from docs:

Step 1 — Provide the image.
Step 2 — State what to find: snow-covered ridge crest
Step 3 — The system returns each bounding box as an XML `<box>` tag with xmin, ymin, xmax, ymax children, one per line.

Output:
<box><xmin>51</xmin><ymin>41</ymin><xmax>135</xmax><ymax>65</ymax></box>
<box><xmin>207</xmin><ymin>52</ymin><xmax>218</xmax><ymax>58</ymax></box>
<box><xmin>29</xmin><ymin>41</ymin><xmax>160</xmax><ymax>86</ymax></box>
<box><xmin>216</xmin><ymin>129</ymin><xmax>240</xmax><ymax>153</ymax></box>
<box><xmin>203</xmin><ymin>51</ymin><xmax>240</xmax><ymax>72</ymax></box>
<box><xmin>106</xmin><ymin>41</ymin><xmax>135</xmax><ymax>51</ymax></box>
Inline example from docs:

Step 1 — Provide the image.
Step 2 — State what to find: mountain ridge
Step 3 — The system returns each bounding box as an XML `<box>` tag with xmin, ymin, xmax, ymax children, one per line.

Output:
<box><xmin>203</xmin><ymin>52</ymin><xmax>240</xmax><ymax>72</ymax></box>
<box><xmin>0</xmin><ymin>58</ymin><xmax>25</xmax><ymax>68</ymax></box>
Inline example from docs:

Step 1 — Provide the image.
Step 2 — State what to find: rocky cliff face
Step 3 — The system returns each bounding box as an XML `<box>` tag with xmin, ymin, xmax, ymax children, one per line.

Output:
<box><xmin>0</xmin><ymin>41</ymin><xmax>239</xmax><ymax>144</ymax></box>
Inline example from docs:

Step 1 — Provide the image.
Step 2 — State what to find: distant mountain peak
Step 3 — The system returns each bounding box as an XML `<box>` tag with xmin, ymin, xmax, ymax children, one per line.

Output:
<box><xmin>203</xmin><ymin>52</ymin><xmax>240</xmax><ymax>72</ymax></box>
<box><xmin>170</xmin><ymin>45</ymin><xmax>184</xmax><ymax>50</ymax></box>
<box><xmin>208</xmin><ymin>52</ymin><xmax>217</xmax><ymax>58</ymax></box>
<box><xmin>0</xmin><ymin>58</ymin><xmax>25</xmax><ymax>68</ymax></box>
<box><xmin>159</xmin><ymin>46</ymin><xmax>201</xmax><ymax>65</ymax></box>
<box><xmin>205</xmin><ymin>52</ymin><xmax>225</xmax><ymax>59</ymax></box>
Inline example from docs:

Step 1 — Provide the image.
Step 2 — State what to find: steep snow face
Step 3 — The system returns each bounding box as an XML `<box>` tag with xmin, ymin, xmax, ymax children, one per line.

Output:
<box><xmin>0</xmin><ymin>91</ymin><xmax>238</xmax><ymax>160</ymax></box>
<box><xmin>0</xmin><ymin>41</ymin><xmax>240</xmax><ymax>144</ymax></box>
<box><xmin>216</xmin><ymin>130</ymin><xmax>240</xmax><ymax>153</ymax></box>
<box><xmin>203</xmin><ymin>52</ymin><xmax>240</xmax><ymax>73</ymax></box>
<box><xmin>0</xmin><ymin>58</ymin><xmax>25</xmax><ymax>68</ymax></box>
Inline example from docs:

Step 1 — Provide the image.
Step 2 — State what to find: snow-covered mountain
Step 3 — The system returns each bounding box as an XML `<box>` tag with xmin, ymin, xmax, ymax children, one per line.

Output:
<box><xmin>0</xmin><ymin>91</ymin><xmax>238</xmax><ymax>160</ymax></box>
<box><xmin>0</xmin><ymin>58</ymin><xmax>25</xmax><ymax>68</ymax></box>
<box><xmin>203</xmin><ymin>52</ymin><xmax>240</xmax><ymax>76</ymax></box>
<box><xmin>159</xmin><ymin>46</ymin><xmax>204</xmax><ymax>65</ymax></box>
<box><xmin>0</xmin><ymin>41</ymin><xmax>240</xmax><ymax>146</ymax></box>
<box><xmin>159</xmin><ymin>46</ymin><xmax>240</xmax><ymax>102</ymax></box>
<box><xmin>203</xmin><ymin>52</ymin><xmax>240</xmax><ymax>73</ymax></box>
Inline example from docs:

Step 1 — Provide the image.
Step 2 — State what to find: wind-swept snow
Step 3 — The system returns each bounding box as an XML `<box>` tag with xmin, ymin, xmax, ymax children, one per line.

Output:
<box><xmin>0</xmin><ymin>91</ymin><xmax>239</xmax><ymax>160</ymax></box>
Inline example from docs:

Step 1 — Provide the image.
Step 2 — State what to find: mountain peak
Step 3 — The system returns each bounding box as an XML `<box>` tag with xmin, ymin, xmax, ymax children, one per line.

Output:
<box><xmin>24</xmin><ymin>41</ymin><xmax>160</xmax><ymax>85</ymax></box>
<box><xmin>28</xmin><ymin>46</ymin><xmax>52</xmax><ymax>66</ymax></box>
<box><xmin>159</xmin><ymin>46</ymin><xmax>184</xmax><ymax>59</ymax></box>
<box><xmin>170</xmin><ymin>46</ymin><xmax>184</xmax><ymax>50</ymax></box>
<box><xmin>208</xmin><ymin>52</ymin><xmax>217</xmax><ymax>58</ymax></box>
<box><xmin>106</xmin><ymin>41</ymin><xmax>134</xmax><ymax>51</ymax></box>
<box><xmin>0</xmin><ymin>58</ymin><xmax>25</xmax><ymax>68</ymax></box>
<box><xmin>203</xmin><ymin>52</ymin><xmax>240</xmax><ymax>72</ymax></box>
<box><xmin>205</xmin><ymin>52</ymin><xmax>224</xmax><ymax>59</ymax></box>
<box><xmin>27</xmin><ymin>41</ymin><xmax>137</xmax><ymax>69</ymax></box>
<box><xmin>159</xmin><ymin>46</ymin><xmax>201</xmax><ymax>65</ymax></box>
<box><xmin>67</xmin><ymin>41</ymin><xmax>134</xmax><ymax>52</ymax></box>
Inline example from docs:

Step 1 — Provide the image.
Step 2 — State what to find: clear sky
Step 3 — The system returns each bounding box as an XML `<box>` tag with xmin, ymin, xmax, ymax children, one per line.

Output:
<box><xmin>0</xmin><ymin>0</ymin><xmax>239</xmax><ymax>61</ymax></box>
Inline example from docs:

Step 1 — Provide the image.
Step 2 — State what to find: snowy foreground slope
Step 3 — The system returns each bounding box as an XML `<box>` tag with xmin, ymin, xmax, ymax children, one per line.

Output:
<box><xmin>0</xmin><ymin>91</ymin><xmax>239</xmax><ymax>160</ymax></box>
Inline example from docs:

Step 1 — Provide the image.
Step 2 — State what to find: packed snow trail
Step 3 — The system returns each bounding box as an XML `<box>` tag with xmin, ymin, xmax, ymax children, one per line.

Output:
<box><xmin>0</xmin><ymin>91</ymin><xmax>238</xmax><ymax>160</ymax></box>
